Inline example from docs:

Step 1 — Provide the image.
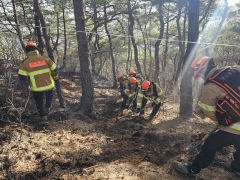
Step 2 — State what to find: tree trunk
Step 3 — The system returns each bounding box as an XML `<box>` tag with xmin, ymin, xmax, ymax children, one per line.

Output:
<box><xmin>11</xmin><ymin>0</ymin><xmax>25</xmax><ymax>50</ymax></box>
<box><xmin>127</xmin><ymin>0</ymin><xmax>143</xmax><ymax>76</ymax></box>
<box><xmin>34</xmin><ymin>12</ymin><xmax>44</xmax><ymax>55</ymax></box>
<box><xmin>52</xmin><ymin>12</ymin><xmax>60</xmax><ymax>52</ymax></box>
<box><xmin>180</xmin><ymin>0</ymin><xmax>199</xmax><ymax>116</ymax></box>
<box><xmin>33</xmin><ymin>0</ymin><xmax>44</xmax><ymax>55</ymax></box>
<box><xmin>33</xmin><ymin>0</ymin><xmax>65</xmax><ymax>108</ymax></box>
<box><xmin>136</xmin><ymin>17</ymin><xmax>147</xmax><ymax>79</ymax></box>
<box><xmin>147</xmin><ymin>16</ymin><xmax>153</xmax><ymax>80</ymax></box>
<box><xmin>73</xmin><ymin>0</ymin><xmax>94</xmax><ymax>114</ymax></box>
<box><xmin>162</xmin><ymin>5</ymin><xmax>170</xmax><ymax>72</ymax></box>
<box><xmin>59</xmin><ymin>3</ymin><xmax>67</xmax><ymax>70</ymax></box>
<box><xmin>154</xmin><ymin>0</ymin><xmax>164</xmax><ymax>83</ymax></box>
<box><xmin>174</xmin><ymin>1</ymin><xmax>186</xmax><ymax>82</ymax></box>
<box><xmin>33</xmin><ymin>0</ymin><xmax>54</xmax><ymax>60</ymax></box>
<box><xmin>126</xmin><ymin>19</ymin><xmax>131</xmax><ymax>74</ymax></box>
<box><xmin>90</xmin><ymin>4</ymin><xmax>98</xmax><ymax>74</ymax></box>
<box><xmin>104</xmin><ymin>5</ymin><xmax>117</xmax><ymax>88</ymax></box>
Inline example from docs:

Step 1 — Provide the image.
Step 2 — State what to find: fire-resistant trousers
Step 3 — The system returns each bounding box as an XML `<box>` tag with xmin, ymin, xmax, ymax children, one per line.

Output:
<box><xmin>121</xmin><ymin>94</ymin><xmax>137</xmax><ymax>110</ymax></box>
<box><xmin>191</xmin><ymin>130</ymin><xmax>240</xmax><ymax>173</ymax></box>
<box><xmin>141</xmin><ymin>98</ymin><xmax>161</xmax><ymax>118</ymax></box>
<box><xmin>32</xmin><ymin>90</ymin><xmax>53</xmax><ymax>117</ymax></box>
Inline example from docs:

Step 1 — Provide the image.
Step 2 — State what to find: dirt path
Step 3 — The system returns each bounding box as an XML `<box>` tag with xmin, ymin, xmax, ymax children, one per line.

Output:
<box><xmin>0</xmin><ymin>77</ymin><xmax>239</xmax><ymax>179</ymax></box>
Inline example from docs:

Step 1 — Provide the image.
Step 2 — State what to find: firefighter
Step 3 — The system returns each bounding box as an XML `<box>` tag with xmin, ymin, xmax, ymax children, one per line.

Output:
<box><xmin>117</xmin><ymin>73</ymin><xmax>128</xmax><ymax>98</ymax></box>
<box><xmin>128</xmin><ymin>70</ymin><xmax>136</xmax><ymax>78</ymax></box>
<box><xmin>128</xmin><ymin>70</ymin><xmax>143</xmax><ymax>84</ymax></box>
<box><xmin>135</xmin><ymin>80</ymin><xmax>163</xmax><ymax>121</ymax></box>
<box><xmin>18</xmin><ymin>41</ymin><xmax>58</xmax><ymax>121</ymax></box>
<box><xmin>121</xmin><ymin>77</ymin><xmax>139</xmax><ymax>111</ymax></box>
<box><xmin>117</xmin><ymin>73</ymin><xmax>129</xmax><ymax>112</ymax></box>
<box><xmin>174</xmin><ymin>56</ymin><xmax>240</xmax><ymax>176</ymax></box>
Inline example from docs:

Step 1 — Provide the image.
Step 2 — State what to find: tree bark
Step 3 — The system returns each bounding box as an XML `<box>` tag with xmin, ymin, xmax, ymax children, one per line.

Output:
<box><xmin>154</xmin><ymin>0</ymin><xmax>164</xmax><ymax>83</ymax></box>
<box><xmin>33</xmin><ymin>0</ymin><xmax>54</xmax><ymax>60</ymax></box>
<box><xmin>11</xmin><ymin>0</ymin><xmax>25</xmax><ymax>50</ymax></box>
<box><xmin>60</xmin><ymin>3</ymin><xmax>67</xmax><ymax>70</ymax></box>
<box><xmin>180</xmin><ymin>0</ymin><xmax>199</xmax><ymax>116</ymax></box>
<box><xmin>73</xmin><ymin>0</ymin><xmax>94</xmax><ymax>114</ymax></box>
<box><xmin>52</xmin><ymin>12</ymin><xmax>60</xmax><ymax>52</ymax></box>
<box><xmin>162</xmin><ymin>5</ymin><xmax>169</xmax><ymax>72</ymax></box>
<box><xmin>136</xmin><ymin>17</ymin><xmax>147</xmax><ymax>79</ymax></box>
<box><xmin>34</xmin><ymin>12</ymin><xmax>44</xmax><ymax>55</ymax></box>
<box><xmin>126</xmin><ymin>19</ymin><xmax>131</xmax><ymax>74</ymax></box>
<box><xmin>90</xmin><ymin>4</ymin><xmax>98</xmax><ymax>74</ymax></box>
<box><xmin>33</xmin><ymin>0</ymin><xmax>44</xmax><ymax>55</ymax></box>
<box><xmin>174</xmin><ymin>1</ymin><xmax>187</xmax><ymax>82</ymax></box>
<box><xmin>104</xmin><ymin>5</ymin><xmax>117</xmax><ymax>88</ymax></box>
<box><xmin>127</xmin><ymin>0</ymin><xmax>143</xmax><ymax>76</ymax></box>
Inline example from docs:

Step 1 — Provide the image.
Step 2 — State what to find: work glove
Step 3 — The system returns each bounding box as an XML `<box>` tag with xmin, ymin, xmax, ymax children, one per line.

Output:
<box><xmin>155</xmin><ymin>97</ymin><xmax>161</xmax><ymax>104</ymax></box>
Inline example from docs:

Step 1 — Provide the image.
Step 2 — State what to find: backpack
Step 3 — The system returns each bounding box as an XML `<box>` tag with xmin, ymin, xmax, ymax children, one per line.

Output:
<box><xmin>206</xmin><ymin>67</ymin><xmax>240</xmax><ymax>126</ymax></box>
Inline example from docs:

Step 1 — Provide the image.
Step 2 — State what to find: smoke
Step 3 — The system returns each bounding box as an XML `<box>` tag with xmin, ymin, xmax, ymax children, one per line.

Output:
<box><xmin>178</xmin><ymin>0</ymin><xmax>229</xmax><ymax>101</ymax></box>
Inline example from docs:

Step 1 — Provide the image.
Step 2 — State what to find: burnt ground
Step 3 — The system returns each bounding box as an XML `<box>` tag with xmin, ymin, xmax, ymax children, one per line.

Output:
<box><xmin>0</xmin><ymin>76</ymin><xmax>239</xmax><ymax>180</ymax></box>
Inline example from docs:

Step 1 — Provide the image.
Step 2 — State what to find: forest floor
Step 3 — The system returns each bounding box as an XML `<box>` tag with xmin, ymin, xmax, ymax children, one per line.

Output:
<box><xmin>0</xmin><ymin>75</ymin><xmax>239</xmax><ymax>180</ymax></box>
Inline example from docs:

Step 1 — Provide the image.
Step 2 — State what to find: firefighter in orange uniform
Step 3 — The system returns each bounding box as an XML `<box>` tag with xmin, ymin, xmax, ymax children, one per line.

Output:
<box><xmin>127</xmin><ymin>70</ymin><xmax>136</xmax><ymax>78</ymax></box>
<box><xmin>18</xmin><ymin>41</ymin><xmax>58</xmax><ymax>120</ymax></box>
<box><xmin>136</xmin><ymin>80</ymin><xmax>163</xmax><ymax>120</ymax></box>
<box><xmin>121</xmin><ymin>77</ymin><xmax>140</xmax><ymax>111</ymax></box>
<box><xmin>128</xmin><ymin>70</ymin><xmax>143</xmax><ymax>85</ymax></box>
<box><xmin>174</xmin><ymin>57</ymin><xmax>240</xmax><ymax>176</ymax></box>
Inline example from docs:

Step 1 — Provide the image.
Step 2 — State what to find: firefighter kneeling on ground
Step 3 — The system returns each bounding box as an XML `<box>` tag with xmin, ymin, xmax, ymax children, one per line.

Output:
<box><xmin>121</xmin><ymin>77</ymin><xmax>139</xmax><ymax>111</ymax></box>
<box><xmin>135</xmin><ymin>80</ymin><xmax>163</xmax><ymax>121</ymax></box>
<box><xmin>174</xmin><ymin>56</ymin><xmax>240</xmax><ymax>176</ymax></box>
<box><xmin>18</xmin><ymin>41</ymin><xmax>58</xmax><ymax>121</ymax></box>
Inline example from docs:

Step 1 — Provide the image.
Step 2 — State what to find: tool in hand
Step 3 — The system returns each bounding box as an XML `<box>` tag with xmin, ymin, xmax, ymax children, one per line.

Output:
<box><xmin>187</xmin><ymin>125</ymin><xmax>219</xmax><ymax>154</ymax></box>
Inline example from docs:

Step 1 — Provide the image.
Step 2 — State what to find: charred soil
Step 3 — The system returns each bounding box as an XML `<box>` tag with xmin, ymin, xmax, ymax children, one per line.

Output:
<box><xmin>0</xmin><ymin>76</ymin><xmax>239</xmax><ymax>180</ymax></box>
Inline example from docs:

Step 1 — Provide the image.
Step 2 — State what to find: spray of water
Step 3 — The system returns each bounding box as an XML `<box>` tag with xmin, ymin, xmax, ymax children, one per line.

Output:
<box><xmin>176</xmin><ymin>0</ymin><xmax>230</xmax><ymax>103</ymax></box>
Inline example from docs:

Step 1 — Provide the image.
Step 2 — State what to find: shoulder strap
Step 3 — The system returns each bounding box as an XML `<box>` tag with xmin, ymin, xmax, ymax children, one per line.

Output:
<box><xmin>207</xmin><ymin>67</ymin><xmax>240</xmax><ymax>103</ymax></box>
<box><xmin>205</xmin><ymin>67</ymin><xmax>230</xmax><ymax>85</ymax></box>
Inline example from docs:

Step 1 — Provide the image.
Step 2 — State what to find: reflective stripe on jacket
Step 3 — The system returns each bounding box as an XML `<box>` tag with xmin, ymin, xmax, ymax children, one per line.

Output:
<box><xmin>124</xmin><ymin>83</ymin><xmax>140</xmax><ymax>98</ymax></box>
<box><xmin>230</xmin><ymin>122</ymin><xmax>240</xmax><ymax>131</ymax></box>
<box><xmin>18</xmin><ymin>50</ymin><xmax>56</xmax><ymax>92</ymax></box>
<box><xmin>137</xmin><ymin>82</ymin><xmax>163</xmax><ymax>108</ymax></box>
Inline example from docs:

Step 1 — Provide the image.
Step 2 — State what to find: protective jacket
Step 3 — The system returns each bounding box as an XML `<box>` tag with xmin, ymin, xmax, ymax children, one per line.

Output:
<box><xmin>198</xmin><ymin>66</ymin><xmax>240</xmax><ymax>134</ymax></box>
<box><xmin>117</xmin><ymin>76</ymin><xmax>128</xmax><ymax>90</ymax></box>
<box><xmin>18</xmin><ymin>50</ymin><xmax>57</xmax><ymax>92</ymax></box>
<box><xmin>137</xmin><ymin>82</ymin><xmax>163</xmax><ymax>109</ymax></box>
<box><xmin>124</xmin><ymin>81</ymin><xmax>140</xmax><ymax>99</ymax></box>
<box><xmin>135</xmin><ymin>75</ymin><xmax>143</xmax><ymax>84</ymax></box>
